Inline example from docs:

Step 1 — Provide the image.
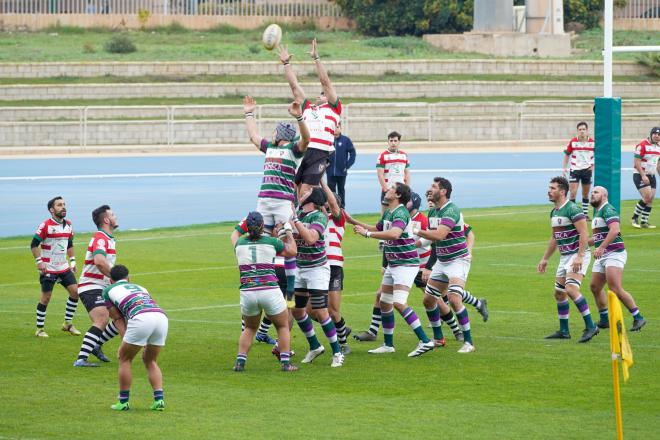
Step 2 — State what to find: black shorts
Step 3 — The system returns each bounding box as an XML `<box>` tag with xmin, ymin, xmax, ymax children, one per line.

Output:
<box><xmin>294</xmin><ymin>148</ymin><xmax>330</xmax><ymax>186</ymax></box>
<box><xmin>275</xmin><ymin>266</ymin><xmax>290</xmax><ymax>299</ymax></box>
<box><xmin>413</xmin><ymin>270</ymin><xmax>426</xmax><ymax>289</ymax></box>
<box><xmin>633</xmin><ymin>173</ymin><xmax>657</xmax><ymax>190</ymax></box>
<box><xmin>79</xmin><ymin>289</ymin><xmax>107</xmax><ymax>312</ymax></box>
<box><xmin>329</xmin><ymin>265</ymin><xmax>344</xmax><ymax>292</ymax></box>
<box><xmin>39</xmin><ymin>270</ymin><xmax>77</xmax><ymax>293</ymax></box>
<box><xmin>381</xmin><ymin>190</ymin><xmax>388</xmax><ymax>206</ymax></box>
<box><xmin>569</xmin><ymin>169</ymin><xmax>592</xmax><ymax>185</ymax></box>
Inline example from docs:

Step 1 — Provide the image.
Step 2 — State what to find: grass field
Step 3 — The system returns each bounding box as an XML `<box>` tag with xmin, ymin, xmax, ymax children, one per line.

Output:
<box><xmin>0</xmin><ymin>202</ymin><xmax>658</xmax><ymax>439</ymax></box>
<box><xmin>0</xmin><ymin>26</ymin><xmax>657</xmax><ymax>62</ymax></box>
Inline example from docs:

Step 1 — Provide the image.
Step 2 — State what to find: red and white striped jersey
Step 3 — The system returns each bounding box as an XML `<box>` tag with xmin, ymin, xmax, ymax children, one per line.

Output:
<box><xmin>564</xmin><ymin>137</ymin><xmax>595</xmax><ymax>171</ymax></box>
<box><xmin>376</xmin><ymin>149</ymin><xmax>410</xmax><ymax>185</ymax></box>
<box><xmin>411</xmin><ymin>211</ymin><xmax>431</xmax><ymax>268</ymax></box>
<box><xmin>302</xmin><ymin>99</ymin><xmax>342</xmax><ymax>153</ymax></box>
<box><xmin>326</xmin><ymin>211</ymin><xmax>346</xmax><ymax>267</ymax></box>
<box><xmin>33</xmin><ymin>218</ymin><xmax>73</xmax><ymax>274</ymax></box>
<box><xmin>634</xmin><ymin>139</ymin><xmax>660</xmax><ymax>175</ymax></box>
<box><xmin>78</xmin><ymin>230</ymin><xmax>116</xmax><ymax>294</ymax></box>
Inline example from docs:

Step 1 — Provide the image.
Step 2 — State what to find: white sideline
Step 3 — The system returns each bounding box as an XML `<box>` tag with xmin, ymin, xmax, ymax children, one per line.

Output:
<box><xmin>0</xmin><ymin>167</ymin><xmax>637</xmax><ymax>181</ymax></box>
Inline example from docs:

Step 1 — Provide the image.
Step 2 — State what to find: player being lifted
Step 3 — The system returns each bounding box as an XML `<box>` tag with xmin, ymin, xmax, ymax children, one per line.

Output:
<box><xmin>278</xmin><ymin>38</ymin><xmax>341</xmax><ymax>199</ymax></box>
<box><xmin>31</xmin><ymin>196</ymin><xmax>81</xmax><ymax>338</ymax></box>
<box><xmin>242</xmin><ymin>95</ymin><xmax>310</xmax><ymax>342</ymax></box>
<box><xmin>537</xmin><ymin>177</ymin><xmax>599</xmax><ymax>343</ymax></box>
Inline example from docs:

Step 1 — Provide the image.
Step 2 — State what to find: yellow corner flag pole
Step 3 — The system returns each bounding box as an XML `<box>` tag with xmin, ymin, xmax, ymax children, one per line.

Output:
<box><xmin>608</xmin><ymin>289</ymin><xmax>632</xmax><ymax>440</ymax></box>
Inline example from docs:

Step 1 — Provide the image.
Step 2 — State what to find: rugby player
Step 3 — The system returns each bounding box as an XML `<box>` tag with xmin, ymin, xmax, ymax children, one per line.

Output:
<box><xmin>562</xmin><ymin>122</ymin><xmax>595</xmax><ymax>216</ymax></box>
<box><xmin>537</xmin><ymin>177</ymin><xmax>599</xmax><ymax>343</ymax></box>
<box><xmin>588</xmin><ymin>186</ymin><xmax>646</xmax><ymax>331</ymax></box>
<box><xmin>631</xmin><ymin>127</ymin><xmax>660</xmax><ymax>228</ymax></box>
<box><xmin>105</xmin><ymin>265</ymin><xmax>168</xmax><ymax>411</ymax></box>
<box><xmin>31</xmin><ymin>196</ymin><xmax>80</xmax><ymax>338</ymax></box>
<box><xmin>352</xmin><ymin>183</ymin><xmax>435</xmax><ymax>357</ymax></box>
<box><xmin>377</xmin><ymin>131</ymin><xmax>410</xmax><ymax>213</ymax></box>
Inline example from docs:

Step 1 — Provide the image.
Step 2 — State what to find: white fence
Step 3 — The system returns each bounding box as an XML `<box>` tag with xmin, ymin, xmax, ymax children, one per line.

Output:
<box><xmin>1</xmin><ymin>99</ymin><xmax>659</xmax><ymax>148</ymax></box>
<box><xmin>0</xmin><ymin>0</ymin><xmax>340</xmax><ymax>15</ymax></box>
<box><xmin>614</xmin><ymin>0</ymin><xmax>660</xmax><ymax>19</ymax></box>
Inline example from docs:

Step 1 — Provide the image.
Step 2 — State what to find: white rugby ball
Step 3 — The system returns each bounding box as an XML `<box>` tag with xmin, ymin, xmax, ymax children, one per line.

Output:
<box><xmin>262</xmin><ymin>24</ymin><xmax>282</xmax><ymax>51</ymax></box>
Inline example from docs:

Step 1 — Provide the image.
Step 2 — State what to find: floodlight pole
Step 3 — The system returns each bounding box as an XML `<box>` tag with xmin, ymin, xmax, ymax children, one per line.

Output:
<box><xmin>603</xmin><ymin>0</ymin><xmax>613</xmax><ymax>97</ymax></box>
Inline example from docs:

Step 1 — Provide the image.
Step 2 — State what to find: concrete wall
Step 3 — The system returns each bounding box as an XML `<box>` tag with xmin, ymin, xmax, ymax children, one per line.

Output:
<box><xmin>1</xmin><ymin>80</ymin><xmax>657</xmax><ymax>101</ymax></box>
<box><xmin>0</xmin><ymin>60</ymin><xmax>649</xmax><ymax>78</ymax></box>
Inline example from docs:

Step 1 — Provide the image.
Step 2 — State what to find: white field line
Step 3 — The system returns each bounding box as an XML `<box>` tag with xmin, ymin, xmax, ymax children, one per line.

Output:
<box><xmin>0</xmin><ymin>168</ymin><xmax>637</xmax><ymax>181</ymax></box>
<box><xmin>1</xmin><ymin>227</ymin><xmax>658</xmax><ymax>287</ymax></box>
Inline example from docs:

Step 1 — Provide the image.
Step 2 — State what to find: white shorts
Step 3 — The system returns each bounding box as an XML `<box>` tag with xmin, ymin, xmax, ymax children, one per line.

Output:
<box><xmin>240</xmin><ymin>287</ymin><xmax>287</xmax><ymax>317</ymax></box>
<box><xmin>429</xmin><ymin>257</ymin><xmax>471</xmax><ymax>283</ymax></box>
<box><xmin>382</xmin><ymin>265</ymin><xmax>419</xmax><ymax>287</ymax></box>
<box><xmin>256</xmin><ymin>197</ymin><xmax>294</xmax><ymax>228</ymax></box>
<box><xmin>555</xmin><ymin>252</ymin><xmax>591</xmax><ymax>278</ymax></box>
<box><xmin>124</xmin><ymin>312</ymin><xmax>168</xmax><ymax>346</ymax></box>
<box><xmin>592</xmin><ymin>250</ymin><xmax>627</xmax><ymax>273</ymax></box>
<box><xmin>295</xmin><ymin>264</ymin><xmax>330</xmax><ymax>291</ymax></box>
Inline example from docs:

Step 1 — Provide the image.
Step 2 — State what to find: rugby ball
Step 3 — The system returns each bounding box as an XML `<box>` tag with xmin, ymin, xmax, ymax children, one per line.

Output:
<box><xmin>262</xmin><ymin>24</ymin><xmax>282</xmax><ymax>51</ymax></box>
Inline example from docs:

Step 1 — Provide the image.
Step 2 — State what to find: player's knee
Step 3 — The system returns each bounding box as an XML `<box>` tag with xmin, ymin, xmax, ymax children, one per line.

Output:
<box><xmin>565</xmin><ymin>277</ymin><xmax>581</xmax><ymax>290</ymax></box>
<box><xmin>554</xmin><ymin>281</ymin><xmax>566</xmax><ymax>294</ymax></box>
<box><xmin>392</xmin><ymin>289</ymin><xmax>409</xmax><ymax>306</ymax></box>
<box><xmin>309</xmin><ymin>290</ymin><xmax>328</xmax><ymax>310</ymax></box>
<box><xmin>448</xmin><ymin>284</ymin><xmax>464</xmax><ymax>298</ymax></box>
<box><xmin>424</xmin><ymin>284</ymin><xmax>442</xmax><ymax>299</ymax></box>
<box><xmin>380</xmin><ymin>292</ymin><xmax>394</xmax><ymax>305</ymax></box>
<box><xmin>294</xmin><ymin>294</ymin><xmax>309</xmax><ymax>310</ymax></box>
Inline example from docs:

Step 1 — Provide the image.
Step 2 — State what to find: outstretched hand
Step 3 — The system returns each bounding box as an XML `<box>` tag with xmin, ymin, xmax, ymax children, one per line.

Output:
<box><xmin>310</xmin><ymin>38</ymin><xmax>318</xmax><ymax>59</ymax></box>
<box><xmin>243</xmin><ymin>95</ymin><xmax>256</xmax><ymax>113</ymax></box>
<box><xmin>288</xmin><ymin>100</ymin><xmax>302</xmax><ymax>118</ymax></box>
<box><xmin>278</xmin><ymin>45</ymin><xmax>292</xmax><ymax>64</ymax></box>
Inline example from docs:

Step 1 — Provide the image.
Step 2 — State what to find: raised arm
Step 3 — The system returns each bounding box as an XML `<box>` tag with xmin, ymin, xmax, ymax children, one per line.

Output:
<box><xmin>310</xmin><ymin>38</ymin><xmax>337</xmax><ymax>105</ymax></box>
<box><xmin>278</xmin><ymin>45</ymin><xmax>306</xmax><ymax>102</ymax></box>
<box><xmin>243</xmin><ymin>96</ymin><xmax>263</xmax><ymax>148</ymax></box>
<box><xmin>321</xmin><ymin>180</ymin><xmax>341</xmax><ymax>220</ymax></box>
<box><xmin>288</xmin><ymin>100</ymin><xmax>309</xmax><ymax>152</ymax></box>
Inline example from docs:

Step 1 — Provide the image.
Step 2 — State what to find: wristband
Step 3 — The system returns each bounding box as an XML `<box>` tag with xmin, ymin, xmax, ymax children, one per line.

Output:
<box><xmin>69</xmin><ymin>256</ymin><xmax>76</xmax><ymax>265</ymax></box>
<box><xmin>313</xmin><ymin>56</ymin><xmax>320</xmax><ymax>61</ymax></box>
<box><xmin>365</xmin><ymin>231</ymin><xmax>371</xmax><ymax>238</ymax></box>
<box><xmin>244</xmin><ymin>112</ymin><xmax>254</xmax><ymax>118</ymax></box>
<box><xmin>296</xmin><ymin>115</ymin><xmax>304</xmax><ymax>122</ymax></box>
<box><xmin>282</xmin><ymin>60</ymin><xmax>290</xmax><ymax>66</ymax></box>
<box><xmin>35</xmin><ymin>256</ymin><xmax>42</xmax><ymax>263</ymax></box>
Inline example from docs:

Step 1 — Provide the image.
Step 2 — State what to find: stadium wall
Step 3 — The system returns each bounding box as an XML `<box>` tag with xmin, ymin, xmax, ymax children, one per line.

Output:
<box><xmin>0</xmin><ymin>60</ymin><xmax>650</xmax><ymax>78</ymax></box>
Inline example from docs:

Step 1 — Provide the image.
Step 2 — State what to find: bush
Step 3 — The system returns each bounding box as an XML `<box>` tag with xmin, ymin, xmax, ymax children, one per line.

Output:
<box><xmin>564</xmin><ymin>0</ymin><xmax>627</xmax><ymax>30</ymax></box>
<box><xmin>334</xmin><ymin>0</ymin><xmax>473</xmax><ymax>36</ymax></box>
<box><xmin>638</xmin><ymin>53</ymin><xmax>660</xmax><ymax>77</ymax></box>
<box><xmin>104</xmin><ymin>34</ymin><xmax>137</xmax><ymax>54</ymax></box>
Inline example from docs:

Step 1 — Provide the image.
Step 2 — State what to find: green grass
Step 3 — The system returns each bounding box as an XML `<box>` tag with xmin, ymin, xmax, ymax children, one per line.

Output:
<box><xmin>0</xmin><ymin>26</ymin><xmax>657</xmax><ymax>62</ymax></box>
<box><xmin>0</xmin><ymin>202</ymin><xmax>658</xmax><ymax>438</ymax></box>
<box><xmin>0</xmin><ymin>73</ymin><xmax>655</xmax><ymax>86</ymax></box>
<box><xmin>0</xmin><ymin>95</ymin><xmax>586</xmax><ymax>108</ymax></box>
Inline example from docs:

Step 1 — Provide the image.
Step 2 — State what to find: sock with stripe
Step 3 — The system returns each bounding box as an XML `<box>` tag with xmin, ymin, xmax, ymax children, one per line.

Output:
<box><xmin>279</xmin><ymin>351</ymin><xmax>290</xmax><ymax>367</ymax></box>
<box><xmin>296</xmin><ymin>313</ymin><xmax>321</xmax><ymax>350</ymax></box>
<box><xmin>400</xmin><ymin>307</ymin><xmax>429</xmax><ymax>343</ymax></box>
<box><xmin>425</xmin><ymin>305</ymin><xmax>444</xmax><ymax>340</ymax></box>
<box><xmin>118</xmin><ymin>390</ymin><xmax>130</xmax><ymax>404</ymax></box>
<box><xmin>573</xmin><ymin>295</ymin><xmax>595</xmax><ymax>329</ymax></box>
<box><xmin>334</xmin><ymin>317</ymin><xmax>348</xmax><ymax>344</ymax></box>
<box><xmin>97</xmin><ymin>321</ymin><xmax>119</xmax><ymax>346</ymax></box>
<box><xmin>381</xmin><ymin>309</ymin><xmax>395</xmax><ymax>347</ymax></box>
<box><xmin>257</xmin><ymin>317</ymin><xmax>272</xmax><ymax>337</ymax></box>
<box><xmin>154</xmin><ymin>389</ymin><xmax>164</xmax><ymax>402</ymax></box>
<box><xmin>557</xmin><ymin>299</ymin><xmax>570</xmax><ymax>334</ymax></box>
<box><xmin>455</xmin><ymin>306</ymin><xmax>473</xmax><ymax>345</ymax></box>
<box><xmin>368</xmin><ymin>307</ymin><xmax>382</xmax><ymax>336</ymax></box>
<box><xmin>461</xmin><ymin>290</ymin><xmax>482</xmax><ymax>309</ymax></box>
<box><xmin>633</xmin><ymin>200</ymin><xmax>646</xmax><ymax>221</ymax></box>
<box><xmin>582</xmin><ymin>200</ymin><xmax>589</xmax><ymax>216</ymax></box>
<box><xmin>77</xmin><ymin>325</ymin><xmax>103</xmax><ymax>360</ymax></box>
<box><xmin>36</xmin><ymin>302</ymin><xmax>47</xmax><ymax>328</ymax></box>
<box><xmin>284</xmin><ymin>258</ymin><xmax>297</xmax><ymax>296</ymax></box>
<box><xmin>598</xmin><ymin>308</ymin><xmax>609</xmax><ymax>325</ymax></box>
<box><xmin>641</xmin><ymin>205</ymin><xmax>652</xmax><ymax>224</ymax></box>
<box><xmin>441</xmin><ymin>311</ymin><xmax>461</xmax><ymax>337</ymax></box>
<box><xmin>64</xmin><ymin>296</ymin><xmax>78</xmax><ymax>324</ymax></box>
<box><xmin>235</xmin><ymin>352</ymin><xmax>247</xmax><ymax>367</ymax></box>
<box><xmin>320</xmin><ymin>317</ymin><xmax>341</xmax><ymax>355</ymax></box>
<box><xmin>628</xmin><ymin>306</ymin><xmax>644</xmax><ymax>320</ymax></box>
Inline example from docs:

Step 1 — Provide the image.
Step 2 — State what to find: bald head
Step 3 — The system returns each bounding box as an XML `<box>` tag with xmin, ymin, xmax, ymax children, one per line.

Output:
<box><xmin>590</xmin><ymin>186</ymin><xmax>609</xmax><ymax>208</ymax></box>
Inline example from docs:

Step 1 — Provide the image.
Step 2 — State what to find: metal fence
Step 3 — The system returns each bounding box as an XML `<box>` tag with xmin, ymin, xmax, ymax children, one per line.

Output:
<box><xmin>614</xmin><ymin>0</ymin><xmax>660</xmax><ymax>19</ymax></box>
<box><xmin>2</xmin><ymin>99</ymin><xmax>659</xmax><ymax>148</ymax></box>
<box><xmin>0</xmin><ymin>0</ymin><xmax>341</xmax><ymax>15</ymax></box>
